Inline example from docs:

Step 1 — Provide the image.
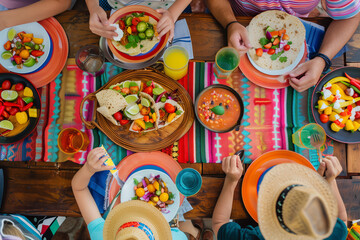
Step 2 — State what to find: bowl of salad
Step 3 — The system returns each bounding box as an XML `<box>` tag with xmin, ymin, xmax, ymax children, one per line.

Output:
<box><xmin>120</xmin><ymin>169</ymin><xmax>180</xmax><ymax>222</ymax></box>
<box><xmin>0</xmin><ymin>22</ymin><xmax>51</xmax><ymax>74</ymax></box>
<box><xmin>107</xmin><ymin>5</ymin><xmax>169</xmax><ymax>63</ymax></box>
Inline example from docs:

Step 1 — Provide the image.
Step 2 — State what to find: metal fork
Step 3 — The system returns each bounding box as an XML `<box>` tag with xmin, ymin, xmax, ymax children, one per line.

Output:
<box><xmin>310</xmin><ymin>134</ymin><xmax>323</xmax><ymax>163</ymax></box>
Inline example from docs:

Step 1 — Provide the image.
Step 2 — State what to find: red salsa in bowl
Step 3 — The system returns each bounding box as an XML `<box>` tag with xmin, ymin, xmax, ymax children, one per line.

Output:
<box><xmin>195</xmin><ymin>85</ymin><xmax>243</xmax><ymax>132</ymax></box>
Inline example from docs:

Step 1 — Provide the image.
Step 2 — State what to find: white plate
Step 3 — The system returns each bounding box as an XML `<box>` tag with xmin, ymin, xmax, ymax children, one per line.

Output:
<box><xmin>120</xmin><ymin>169</ymin><xmax>180</xmax><ymax>222</ymax></box>
<box><xmin>0</xmin><ymin>22</ymin><xmax>51</xmax><ymax>74</ymax></box>
<box><xmin>247</xmin><ymin>43</ymin><xmax>305</xmax><ymax>76</ymax></box>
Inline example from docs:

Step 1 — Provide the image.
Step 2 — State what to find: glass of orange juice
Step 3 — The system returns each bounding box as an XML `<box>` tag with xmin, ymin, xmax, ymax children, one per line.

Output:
<box><xmin>163</xmin><ymin>46</ymin><xmax>189</xmax><ymax>80</ymax></box>
<box><xmin>57</xmin><ymin>128</ymin><xmax>89</xmax><ymax>154</ymax></box>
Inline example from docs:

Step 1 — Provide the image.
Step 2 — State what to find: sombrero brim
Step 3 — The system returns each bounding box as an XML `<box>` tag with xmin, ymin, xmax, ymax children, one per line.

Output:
<box><xmin>257</xmin><ymin>163</ymin><xmax>337</xmax><ymax>240</ymax></box>
<box><xmin>103</xmin><ymin>200</ymin><xmax>172</xmax><ymax>240</ymax></box>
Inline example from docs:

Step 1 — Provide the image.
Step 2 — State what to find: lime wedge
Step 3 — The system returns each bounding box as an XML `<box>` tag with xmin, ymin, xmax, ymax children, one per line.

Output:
<box><xmin>123</xmin><ymin>81</ymin><xmax>130</xmax><ymax>89</ymax></box>
<box><xmin>129</xmin><ymin>81</ymin><xmax>138</xmax><ymax>87</ymax></box>
<box><xmin>126</xmin><ymin>104</ymin><xmax>140</xmax><ymax>115</ymax></box>
<box><xmin>125</xmin><ymin>94</ymin><xmax>139</xmax><ymax>104</ymax></box>
<box><xmin>7</xmin><ymin>29</ymin><xmax>16</xmax><ymax>41</ymax></box>
<box><xmin>1</xmin><ymin>51</ymin><xmax>12</xmax><ymax>60</ymax></box>
<box><xmin>0</xmin><ymin>120</ymin><xmax>14</xmax><ymax>130</ymax></box>
<box><xmin>23</xmin><ymin>58</ymin><xmax>36</xmax><ymax>67</ymax></box>
<box><xmin>1</xmin><ymin>90</ymin><xmax>18</xmax><ymax>101</ymax></box>
<box><xmin>141</xmin><ymin>98</ymin><xmax>151</xmax><ymax>108</ymax></box>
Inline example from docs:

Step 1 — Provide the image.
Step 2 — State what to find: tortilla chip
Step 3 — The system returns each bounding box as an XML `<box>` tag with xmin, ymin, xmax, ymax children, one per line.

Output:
<box><xmin>97</xmin><ymin>106</ymin><xmax>119</xmax><ymax>126</ymax></box>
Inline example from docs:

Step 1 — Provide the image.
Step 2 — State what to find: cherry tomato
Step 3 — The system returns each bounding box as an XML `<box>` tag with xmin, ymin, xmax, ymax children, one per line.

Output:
<box><xmin>15</xmin><ymin>83</ymin><xmax>24</xmax><ymax>91</ymax></box>
<box><xmin>284</xmin><ymin>45</ymin><xmax>290</xmax><ymax>51</ymax></box>
<box><xmin>113</xmin><ymin>112</ymin><xmax>123</xmax><ymax>121</ymax></box>
<box><xmin>131</xmin><ymin>25</ymin><xmax>137</xmax><ymax>34</ymax></box>
<box><xmin>355</xmin><ymin>112</ymin><xmax>360</xmax><ymax>119</ymax></box>
<box><xmin>2</xmin><ymin>80</ymin><xmax>11</xmax><ymax>90</ymax></box>
<box><xmin>255</xmin><ymin>48</ymin><xmax>263</xmax><ymax>57</ymax></box>
<box><xmin>320</xmin><ymin>114</ymin><xmax>329</xmax><ymax>123</ymax></box>
<box><xmin>159</xmin><ymin>109</ymin><xmax>165</xmax><ymax>118</ymax></box>
<box><xmin>164</xmin><ymin>103</ymin><xmax>176</xmax><ymax>113</ymax></box>
<box><xmin>267</xmin><ymin>49</ymin><xmax>275</xmax><ymax>55</ymax></box>
<box><xmin>140</xmin><ymin>107</ymin><xmax>150</xmax><ymax>116</ymax></box>
<box><xmin>120</xmin><ymin>119</ymin><xmax>130</xmax><ymax>125</ymax></box>
<box><xmin>129</xmin><ymin>86</ymin><xmax>139</xmax><ymax>94</ymax></box>
<box><xmin>356</xmin><ymin>100</ymin><xmax>360</xmax><ymax>106</ymax></box>
<box><xmin>121</xmin><ymin>88</ymin><xmax>130</xmax><ymax>95</ymax></box>
<box><xmin>143</xmin><ymin>86</ymin><xmax>153</xmax><ymax>96</ymax></box>
<box><xmin>118</xmin><ymin>20</ymin><xmax>126</xmax><ymax>30</ymax></box>
<box><xmin>353</xmin><ymin>92</ymin><xmax>359</xmax><ymax>98</ymax></box>
<box><xmin>132</xmin><ymin>17</ymin><xmax>141</xmax><ymax>26</ymax></box>
<box><xmin>0</xmin><ymin>116</ymin><xmax>4</xmax><ymax>121</ymax></box>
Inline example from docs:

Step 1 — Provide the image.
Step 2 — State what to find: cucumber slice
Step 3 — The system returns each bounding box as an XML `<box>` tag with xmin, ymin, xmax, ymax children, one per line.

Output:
<box><xmin>125</xmin><ymin>16</ymin><xmax>133</xmax><ymax>26</ymax></box>
<box><xmin>136</xmin><ymin>22</ymin><xmax>147</xmax><ymax>33</ymax></box>
<box><xmin>138</xmin><ymin>32</ymin><xmax>146</xmax><ymax>40</ymax></box>
<box><xmin>145</xmin><ymin>28</ymin><xmax>154</xmax><ymax>38</ymax></box>
<box><xmin>265</xmin><ymin>26</ymin><xmax>275</xmax><ymax>32</ymax></box>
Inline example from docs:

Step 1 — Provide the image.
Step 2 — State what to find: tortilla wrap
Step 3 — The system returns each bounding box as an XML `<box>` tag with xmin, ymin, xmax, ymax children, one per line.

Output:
<box><xmin>96</xmin><ymin>89</ymin><xmax>128</xmax><ymax>126</ymax></box>
<box><xmin>247</xmin><ymin>10</ymin><xmax>305</xmax><ymax>70</ymax></box>
<box><xmin>128</xmin><ymin>92</ymin><xmax>160</xmax><ymax>133</ymax></box>
<box><xmin>111</xmin><ymin>17</ymin><xmax>159</xmax><ymax>56</ymax></box>
<box><xmin>110</xmin><ymin>80</ymin><xmax>142</xmax><ymax>91</ymax></box>
<box><xmin>155</xmin><ymin>99</ymin><xmax>184</xmax><ymax>128</ymax></box>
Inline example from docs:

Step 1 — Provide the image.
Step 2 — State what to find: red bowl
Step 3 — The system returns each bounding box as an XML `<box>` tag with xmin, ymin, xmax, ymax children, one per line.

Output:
<box><xmin>107</xmin><ymin>5</ymin><xmax>169</xmax><ymax>63</ymax></box>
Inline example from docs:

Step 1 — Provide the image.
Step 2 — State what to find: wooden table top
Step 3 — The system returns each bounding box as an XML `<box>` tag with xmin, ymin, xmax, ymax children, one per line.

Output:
<box><xmin>0</xmin><ymin>10</ymin><xmax>359</xmax><ymax>221</ymax></box>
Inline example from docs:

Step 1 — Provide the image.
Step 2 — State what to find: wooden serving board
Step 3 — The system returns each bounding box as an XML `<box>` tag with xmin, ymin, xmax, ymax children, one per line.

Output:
<box><xmin>80</xmin><ymin>68</ymin><xmax>194</xmax><ymax>152</ymax></box>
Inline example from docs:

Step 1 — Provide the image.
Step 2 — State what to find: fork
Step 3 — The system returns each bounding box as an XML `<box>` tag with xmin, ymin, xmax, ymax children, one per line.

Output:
<box><xmin>310</xmin><ymin>134</ymin><xmax>323</xmax><ymax>163</ymax></box>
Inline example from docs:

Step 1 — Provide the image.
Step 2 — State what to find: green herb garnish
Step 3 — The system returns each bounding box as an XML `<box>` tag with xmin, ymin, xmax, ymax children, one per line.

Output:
<box><xmin>259</xmin><ymin>37</ymin><xmax>270</xmax><ymax>47</ymax></box>
<box><xmin>270</xmin><ymin>50</ymin><xmax>284</xmax><ymax>61</ymax></box>
<box><xmin>279</xmin><ymin>56</ymin><xmax>287</xmax><ymax>63</ymax></box>
<box><xmin>287</xmin><ymin>41</ymin><xmax>292</xmax><ymax>45</ymax></box>
<box><xmin>169</xmin><ymin>192</ymin><xmax>174</xmax><ymax>200</ymax></box>
<box><xmin>132</xmin><ymin>12</ymin><xmax>145</xmax><ymax>17</ymax></box>
<box><xmin>134</xmin><ymin>178</ymin><xmax>139</xmax><ymax>185</ymax></box>
<box><xmin>146</xmin><ymin>81</ymin><xmax>152</xmax><ymax>86</ymax></box>
<box><xmin>175</xmin><ymin>110</ymin><xmax>182</xmax><ymax>115</ymax></box>
<box><xmin>125</xmin><ymin>43</ymin><xmax>132</xmax><ymax>49</ymax></box>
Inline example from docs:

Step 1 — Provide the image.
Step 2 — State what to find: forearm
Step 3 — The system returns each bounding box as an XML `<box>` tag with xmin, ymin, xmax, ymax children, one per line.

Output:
<box><xmin>85</xmin><ymin>0</ymin><xmax>99</xmax><ymax>13</ymax></box>
<box><xmin>168</xmin><ymin>0</ymin><xmax>192</xmax><ymax>22</ymax></box>
<box><xmin>319</xmin><ymin>13</ymin><xmax>360</xmax><ymax>60</ymax></box>
<box><xmin>72</xmin><ymin>164</ymin><xmax>94</xmax><ymax>192</ymax></box>
<box><xmin>212</xmin><ymin>177</ymin><xmax>238</xmax><ymax>236</ymax></box>
<box><xmin>205</xmin><ymin>0</ymin><xmax>237</xmax><ymax>28</ymax></box>
<box><xmin>330</xmin><ymin>180</ymin><xmax>347</xmax><ymax>223</ymax></box>
<box><xmin>0</xmin><ymin>0</ymin><xmax>71</xmax><ymax>30</ymax></box>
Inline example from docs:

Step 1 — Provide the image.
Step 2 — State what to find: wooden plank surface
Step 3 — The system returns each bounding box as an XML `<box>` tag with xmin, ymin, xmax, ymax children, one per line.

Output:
<box><xmin>346</xmin><ymin>24</ymin><xmax>360</xmax><ymax>63</ymax></box>
<box><xmin>337</xmin><ymin>179</ymin><xmax>360</xmax><ymax>221</ymax></box>
<box><xmin>333</xmin><ymin>141</ymin><xmax>347</xmax><ymax>176</ymax></box>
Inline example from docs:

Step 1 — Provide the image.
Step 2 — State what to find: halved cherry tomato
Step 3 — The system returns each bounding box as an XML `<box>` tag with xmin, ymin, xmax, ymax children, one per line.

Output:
<box><xmin>273</xmin><ymin>38</ymin><xmax>280</xmax><ymax>46</ymax></box>
<box><xmin>17</xmin><ymin>31</ymin><xmax>25</xmax><ymax>39</ymax></box>
<box><xmin>121</xmin><ymin>88</ymin><xmax>130</xmax><ymax>94</ymax></box>
<box><xmin>15</xmin><ymin>83</ymin><xmax>24</xmax><ymax>91</ymax></box>
<box><xmin>14</xmin><ymin>55</ymin><xmax>22</xmax><ymax>65</ymax></box>
<box><xmin>264</xmin><ymin>43</ymin><xmax>272</xmax><ymax>49</ymax></box>
<box><xmin>2</xmin><ymin>80</ymin><xmax>11</xmax><ymax>90</ymax></box>
<box><xmin>118</xmin><ymin>20</ymin><xmax>126</xmax><ymax>30</ymax></box>
<box><xmin>267</xmin><ymin>48</ymin><xmax>275</xmax><ymax>55</ymax></box>
<box><xmin>320</xmin><ymin>114</ymin><xmax>329</xmax><ymax>123</ymax></box>
<box><xmin>23</xmin><ymin>37</ymin><xmax>32</xmax><ymax>43</ymax></box>
<box><xmin>131</xmin><ymin>25</ymin><xmax>137</xmax><ymax>34</ymax></box>
<box><xmin>282</xmin><ymin>34</ymin><xmax>289</xmax><ymax>40</ymax></box>
<box><xmin>113</xmin><ymin>112</ymin><xmax>122</xmax><ymax>121</ymax></box>
<box><xmin>140</xmin><ymin>107</ymin><xmax>150</xmax><ymax>115</ymax></box>
<box><xmin>164</xmin><ymin>103</ymin><xmax>176</xmax><ymax>113</ymax></box>
<box><xmin>278</xmin><ymin>29</ymin><xmax>286</xmax><ymax>36</ymax></box>
<box><xmin>353</xmin><ymin>93</ymin><xmax>359</xmax><ymax>98</ymax></box>
<box><xmin>3</xmin><ymin>41</ymin><xmax>11</xmax><ymax>50</ymax></box>
<box><xmin>132</xmin><ymin>17</ymin><xmax>141</xmax><ymax>26</ymax></box>
<box><xmin>270</xmin><ymin>31</ymin><xmax>279</xmax><ymax>37</ymax></box>
<box><xmin>284</xmin><ymin>45</ymin><xmax>290</xmax><ymax>51</ymax></box>
<box><xmin>255</xmin><ymin>48</ymin><xmax>263</xmax><ymax>57</ymax></box>
<box><xmin>132</xmin><ymin>122</ymin><xmax>142</xmax><ymax>131</ymax></box>
<box><xmin>129</xmin><ymin>86</ymin><xmax>139</xmax><ymax>94</ymax></box>
<box><xmin>144</xmin><ymin>115</ymin><xmax>150</xmax><ymax>122</ymax></box>
<box><xmin>31</xmin><ymin>50</ymin><xmax>44</xmax><ymax>57</ymax></box>
<box><xmin>143</xmin><ymin>86</ymin><xmax>153</xmax><ymax>96</ymax></box>
<box><xmin>120</xmin><ymin>119</ymin><xmax>130</xmax><ymax>125</ymax></box>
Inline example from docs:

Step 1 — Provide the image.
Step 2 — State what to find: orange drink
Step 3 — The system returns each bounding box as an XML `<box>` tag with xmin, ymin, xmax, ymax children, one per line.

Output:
<box><xmin>57</xmin><ymin>128</ymin><xmax>89</xmax><ymax>154</ymax></box>
<box><xmin>163</xmin><ymin>46</ymin><xmax>189</xmax><ymax>80</ymax></box>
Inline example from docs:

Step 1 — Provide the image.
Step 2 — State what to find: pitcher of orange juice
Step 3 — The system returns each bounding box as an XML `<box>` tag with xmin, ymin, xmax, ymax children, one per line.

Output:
<box><xmin>163</xmin><ymin>46</ymin><xmax>189</xmax><ymax>80</ymax></box>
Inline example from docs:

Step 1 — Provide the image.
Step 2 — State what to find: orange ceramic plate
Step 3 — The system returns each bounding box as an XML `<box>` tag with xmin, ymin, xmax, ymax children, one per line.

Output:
<box><xmin>242</xmin><ymin>150</ymin><xmax>315</xmax><ymax>222</ymax></box>
<box><xmin>108</xmin><ymin>152</ymin><xmax>184</xmax><ymax>207</ymax></box>
<box><xmin>0</xmin><ymin>17</ymin><xmax>68</xmax><ymax>88</ymax></box>
<box><xmin>239</xmin><ymin>41</ymin><xmax>307</xmax><ymax>89</ymax></box>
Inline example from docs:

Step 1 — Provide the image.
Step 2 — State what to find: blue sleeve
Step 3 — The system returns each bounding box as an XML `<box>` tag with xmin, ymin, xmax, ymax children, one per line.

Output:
<box><xmin>217</xmin><ymin>222</ymin><xmax>265</xmax><ymax>240</ymax></box>
<box><xmin>87</xmin><ymin>218</ymin><xmax>105</xmax><ymax>240</ymax></box>
<box><xmin>325</xmin><ymin>218</ymin><xmax>348</xmax><ymax>240</ymax></box>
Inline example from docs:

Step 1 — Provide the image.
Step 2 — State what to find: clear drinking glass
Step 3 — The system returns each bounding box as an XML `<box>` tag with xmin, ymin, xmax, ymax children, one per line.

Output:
<box><xmin>57</xmin><ymin>128</ymin><xmax>89</xmax><ymax>154</ymax></box>
<box><xmin>213</xmin><ymin>47</ymin><xmax>240</xmax><ymax>79</ymax></box>
<box><xmin>75</xmin><ymin>45</ymin><xmax>105</xmax><ymax>76</ymax></box>
<box><xmin>163</xmin><ymin>46</ymin><xmax>189</xmax><ymax>80</ymax></box>
<box><xmin>292</xmin><ymin>123</ymin><xmax>326</xmax><ymax>149</ymax></box>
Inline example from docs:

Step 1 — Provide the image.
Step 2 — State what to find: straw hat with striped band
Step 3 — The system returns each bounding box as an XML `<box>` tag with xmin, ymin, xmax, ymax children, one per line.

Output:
<box><xmin>103</xmin><ymin>200</ymin><xmax>172</xmax><ymax>240</ymax></box>
<box><xmin>258</xmin><ymin>163</ymin><xmax>338</xmax><ymax>240</ymax></box>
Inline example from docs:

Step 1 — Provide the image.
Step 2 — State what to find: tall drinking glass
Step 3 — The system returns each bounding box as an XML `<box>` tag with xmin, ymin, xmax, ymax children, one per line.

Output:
<box><xmin>163</xmin><ymin>46</ymin><xmax>189</xmax><ymax>80</ymax></box>
<box><xmin>213</xmin><ymin>47</ymin><xmax>240</xmax><ymax>79</ymax></box>
<box><xmin>75</xmin><ymin>45</ymin><xmax>105</xmax><ymax>76</ymax></box>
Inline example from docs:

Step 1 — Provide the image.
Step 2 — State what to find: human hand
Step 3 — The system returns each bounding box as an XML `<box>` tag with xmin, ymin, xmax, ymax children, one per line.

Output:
<box><xmin>317</xmin><ymin>156</ymin><xmax>342</xmax><ymax>183</ymax></box>
<box><xmin>85</xmin><ymin>147</ymin><xmax>114</xmax><ymax>175</ymax></box>
<box><xmin>89</xmin><ymin>5</ymin><xmax>117</xmax><ymax>39</ymax></box>
<box><xmin>222</xmin><ymin>155</ymin><xmax>243</xmax><ymax>183</ymax></box>
<box><xmin>227</xmin><ymin>22</ymin><xmax>251</xmax><ymax>54</ymax></box>
<box><xmin>156</xmin><ymin>9</ymin><xmax>175</xmax><ymax>40</ymax></box>
<box><xmin>286</xmin><ymin>57</ymin><xmax>325</xmax><ymax>92</ymax></box>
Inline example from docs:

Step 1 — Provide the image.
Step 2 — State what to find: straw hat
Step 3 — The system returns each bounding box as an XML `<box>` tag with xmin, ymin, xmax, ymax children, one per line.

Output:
<box><xmin>257</xmin><ymin>163</ymin><xmax>338</xmax><ymax>240</ymax></box>
<box><xmin>103</xmin><ymin>200</ymin><xmax>172</xmax><ymax>240</ymax></box>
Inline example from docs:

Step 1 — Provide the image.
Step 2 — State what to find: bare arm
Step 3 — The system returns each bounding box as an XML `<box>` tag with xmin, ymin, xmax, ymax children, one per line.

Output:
<box><xmin>168</xmin><ymin>0</ymin><xmax>192</xmax><ymax>24</ymax></box>
<box><xmin>212</xmin><ymin>155</ymin><xmax>243</xmax><ymax>237</ymax></box>
<box><xmin>205</xmin><ymin>0</ymin><xmax>237</xmax><ymax>28</ymax></box>
<box><xmin>0</xmin><ymin>0</ymin><xmax>71</xmax><ymax>31</ymax></box>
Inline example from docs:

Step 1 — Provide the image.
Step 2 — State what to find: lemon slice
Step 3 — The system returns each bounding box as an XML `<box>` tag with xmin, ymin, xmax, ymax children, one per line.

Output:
<box><xmin>7</xmin><ymin>28</ymin><xmax>16</xmax><ymax>41</ymax></box>
<box><xmin>141</xmin><ymin>98</ymin><xmax>151</xmax><ymax>108</ymax></box>
<box><xmin>126</xmin><ymin>104</ymin><xmax>140</xmax><ymax>116</ymax></box>
<box><xmin>125</xmin><ymin>94</ymin><xmax>138</xmax><ymax>104</ymax></box>
<box><xmin>1</xmin><ymin>90</ymin><xmax>18</xmax><ymax>101</ymax></box>
<box><xmin>0</xmin><ymin>120</ymin><xmax>14</xmax><ymax>130</ymax></box>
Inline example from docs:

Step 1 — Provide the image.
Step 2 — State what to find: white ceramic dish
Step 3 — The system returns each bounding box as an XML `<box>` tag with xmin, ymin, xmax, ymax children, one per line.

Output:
<box><xmin>0</xmin><ymin>22</ymin><xmax>51</xmax><ymax>74</ymax></box>
<box><xmin>247</xmin><ymin>42</ymin><xmax>305</xmax><ymax>76</ymax></box>
<box><xmin>120</xmin><ymin>169</ymin><xmax>180</xmax><ymax>222</ymax></box>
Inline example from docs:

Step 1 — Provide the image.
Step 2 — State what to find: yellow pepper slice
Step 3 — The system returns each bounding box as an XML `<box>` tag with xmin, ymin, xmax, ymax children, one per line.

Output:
<box><xmin>340</xmin><ymin>97</ymin><xmax>360</xmax><ymax>108</ymax></box>
<box><xmin>15</xmin><ymin>112</ymin><xmax>28</xmax><ymax>125</ymax></box>
<box><xmin>328</xmin><ymin>77</ymin><xmax>350</xmax><ymax>84</ymax></box>
<box><xmin>167</xmin><ymin>113</ymin><xmax>176</xmax><ymax>123</ymax></box>
<box><xmin>23</xmin><ymin>87</ymin><xmax>33</xmax><ymax>97</ymax></box>
<box><xmin>330</xmin><ymin>84</ymin><xmax>353</xmax><ymax>100</ymax></box>
<box><xmin>353</xmin><ymin>121</ymin><xmax>360</xmax><ymax>132</ymax></box>
<box><xmin>134</xmin><ymin>119</ymin><xmax>146</xmax><ymax>129</ymax></box>
<box><xmin>345</xmin><ymin>119</ymin><xmax>355</xmax><ymax>131</ymax></box>
<box><xmin>28</xmin><ymin>108</ymin><xmax>38</xmax><ymax>118</ymax></box>
<box><xmin>152</xmin><ymin>112</ymin><xmax>157</xmax><ymax>122</ymax></box>
<box><xmin>331</xmin><ymin>122</ymin><xmax>342</xmax><ymax>132</ymax></box>
<box><xmin>324</xmin><ymin>107</ymin><xmax>332</xmax><ymax>115</ymax></box>
<box><xmin>32</xmin><ymin>38</ymin><xmax>43</xmax><ymax>44</ymax></box>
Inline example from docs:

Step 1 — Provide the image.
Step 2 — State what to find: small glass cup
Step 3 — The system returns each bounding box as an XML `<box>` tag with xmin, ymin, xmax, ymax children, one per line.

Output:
<box><xmin>163</xmin><ymin>46</ymin><xmax>189</xmax><ymax>80</ymax></box>
<box><xmin>57</xmin><ymin>128</ymin><xmax>89</xmax><ymax>154</ymax></box>
<box><xmin>75</xmin><ymin>45</ymin><xmax>105</xmax><ymax>76</ymax></box>
<box><xmin>175</xmin><ymin>168</ymin><xmax>202</xmax><ymax>197</ymax></box>
<box><xmin>292</xmin><ymin>123</ymin><xmax>326</xmax><ymax>149</ymax></box>
<box><xmin>213</xmin><ymin>47</ymin><xmax>240</xmax><ymax>79</ymax></box>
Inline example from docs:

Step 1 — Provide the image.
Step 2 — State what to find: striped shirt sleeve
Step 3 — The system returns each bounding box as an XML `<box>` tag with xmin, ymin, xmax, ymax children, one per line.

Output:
<box><xmin>325</xmin><ymin>0</ymin><xmax>360</xmax><ymax>20</ymax></box>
